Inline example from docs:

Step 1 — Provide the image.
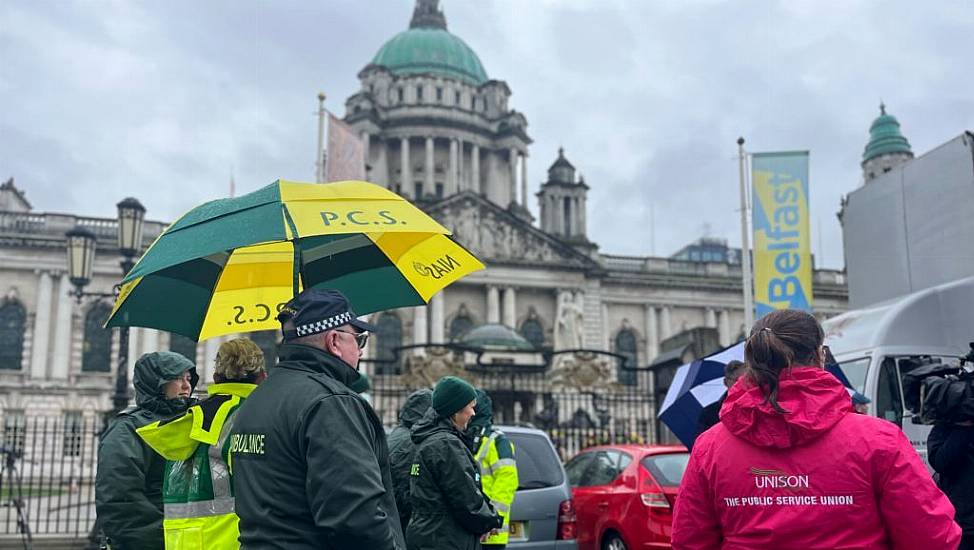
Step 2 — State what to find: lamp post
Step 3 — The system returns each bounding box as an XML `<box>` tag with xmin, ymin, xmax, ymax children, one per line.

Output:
<box><xmin>65</xmin><ymin>197</ymin><xmax>146</xmax><ymax>415</ymax></box>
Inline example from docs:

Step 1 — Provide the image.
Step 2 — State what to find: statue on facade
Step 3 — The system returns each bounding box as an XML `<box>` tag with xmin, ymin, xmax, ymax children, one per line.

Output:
<box><xmin>554</xmin><ymin>291</ymin><xmax>585</xmax><ymax>352</ymax></box>
<box><xmin>403</xmin><ymin>346</ymin><xmax>468</xmax><ymax>390</ymax></box>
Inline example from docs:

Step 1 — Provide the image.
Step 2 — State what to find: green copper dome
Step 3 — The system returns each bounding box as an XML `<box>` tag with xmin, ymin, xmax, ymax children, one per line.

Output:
<box><xmin>372</xmin><ymin>28</ymin><xmax>488</xmax><ymax>86</ymax></box>
<box><xmin>862</xmin><ymin>103</ymin><xmax>913</xmax><ymax>162</ymax></box>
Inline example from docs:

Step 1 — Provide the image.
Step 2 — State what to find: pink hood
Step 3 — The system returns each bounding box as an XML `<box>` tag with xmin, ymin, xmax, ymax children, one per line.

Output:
<box><xmin>720</xmin><ymin>366</ymin><xmax>851</xmax><ymax>449</ymax></box>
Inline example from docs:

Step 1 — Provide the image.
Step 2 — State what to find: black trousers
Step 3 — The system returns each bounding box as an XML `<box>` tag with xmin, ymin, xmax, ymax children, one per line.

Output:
<box><xmin>482</xmin><ymin>545</ymin><xmax>506</xmax><ymax>550</ymax></box>
<box><xmin>960</xmin><ymin>533</ymin><xmax>974</xmax><ymax>550</ymax></box>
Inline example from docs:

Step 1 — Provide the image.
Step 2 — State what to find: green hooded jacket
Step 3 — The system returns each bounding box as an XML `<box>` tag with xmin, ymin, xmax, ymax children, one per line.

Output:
<box><xmin>388</xmin><ymin>389</ymin><xmax>432</xmax><ymax>529</ymax></box>
<box><xmin>406</xmin><ymin>408</ymin><xmax>502</xmax><ymax>550</ymax></box>
<box><xmin>95</xmin><ymin>351</ymin><xmax>198</xmax><ymax>550</ymax></box>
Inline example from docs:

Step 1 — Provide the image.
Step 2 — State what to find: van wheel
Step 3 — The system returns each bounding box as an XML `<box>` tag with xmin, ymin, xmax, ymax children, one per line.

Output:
<box><xmin>603</xmin><ymin>534</ymin><xmax>628</xmax><ymax>550</ymax></box>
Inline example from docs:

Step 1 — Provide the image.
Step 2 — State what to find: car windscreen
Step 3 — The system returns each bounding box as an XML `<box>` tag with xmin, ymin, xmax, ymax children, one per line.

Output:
<box><xmin>640</xmin><ymin>452</ymin><xmax>690</xmax><ymax>487</ymax></box>
<box><xmin>507</xmin><ymin>432</ymin><xmax>564</xmax><ymax>490</ymax></box>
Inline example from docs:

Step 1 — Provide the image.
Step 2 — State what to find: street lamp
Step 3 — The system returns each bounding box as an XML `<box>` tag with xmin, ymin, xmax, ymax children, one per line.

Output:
<box><xmin>65</xmin><ymin>197</ymin><xmax>146</xmax><ymax>414</ymax></box>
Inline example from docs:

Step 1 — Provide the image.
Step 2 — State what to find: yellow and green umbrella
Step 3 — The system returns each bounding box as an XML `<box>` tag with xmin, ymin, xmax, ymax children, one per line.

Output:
<box><xmin>106</xmin><ymin>179</ymin><xmax>484</xmax><ymax>341</ymax></box>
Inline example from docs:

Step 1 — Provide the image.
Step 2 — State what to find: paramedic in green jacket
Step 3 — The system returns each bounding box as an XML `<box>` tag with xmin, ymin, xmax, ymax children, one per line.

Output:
<box><xmin>406</xmin><ymin>376</ymin><xmax>503</xmax><ymax>550</ymax></box>
<box><xmin>137</xmin><ymin>338</ymin><xmax>267</xmax><ymax>549</ymax></box>
<box><xmin>95</xmin><ymin>351</ymin><xmax>198</xmax><ymax>550</ymax></box>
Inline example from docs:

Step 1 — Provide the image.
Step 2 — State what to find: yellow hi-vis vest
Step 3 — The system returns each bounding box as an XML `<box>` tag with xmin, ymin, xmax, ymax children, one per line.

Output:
<box><xmin>137</xmin><ymin>383</ymin><xmax>257</xmax><ymax>550</ymax></box>
<box><xmin>474</xmin><ymin>429</ymin><xmax>518</xmax><ymax>545</ymax></box>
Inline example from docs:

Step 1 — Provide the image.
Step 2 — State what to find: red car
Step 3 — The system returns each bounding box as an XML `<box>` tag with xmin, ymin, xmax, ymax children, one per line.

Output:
<box><xmin>564</xmin><ymin>444</ymin><xmax>689</xmax><ymax>550</ymax></box>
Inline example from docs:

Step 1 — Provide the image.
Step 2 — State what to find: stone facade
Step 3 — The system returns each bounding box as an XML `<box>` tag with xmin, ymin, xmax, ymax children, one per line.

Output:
<box><xmin>0</xmin><ymin>1</ymin><xmax>848</xmax><ymax>423</ymax></box>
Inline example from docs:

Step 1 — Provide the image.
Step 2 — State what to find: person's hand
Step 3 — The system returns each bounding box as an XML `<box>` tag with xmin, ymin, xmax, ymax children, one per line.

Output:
<box><xmin>480</xmin><ymin>528</ymin><xmax>500</xmax><ymax>542</ymax></box>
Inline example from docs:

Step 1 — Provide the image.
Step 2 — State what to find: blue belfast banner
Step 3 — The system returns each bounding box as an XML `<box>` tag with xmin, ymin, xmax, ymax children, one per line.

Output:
<box><xmin>751</xmin><ymin>151</ymin><xmax>813</xmax><ymax>317</ymax></box>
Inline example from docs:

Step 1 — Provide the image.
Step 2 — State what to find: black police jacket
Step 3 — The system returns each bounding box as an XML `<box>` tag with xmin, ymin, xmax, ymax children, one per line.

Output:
<box><xmin>928</xmin><ymin>423</ymin><xmax>974</xmax><ymax>535</ymax></box>
<box><xmin>405</xmin><ymin>409</ymin><xmax>502</xmax><ymax>550</ymax></box>
<box><xmin>229</xmin><ymin>343</ymin><xmax>405</xmax><ymax>549</ymax></box>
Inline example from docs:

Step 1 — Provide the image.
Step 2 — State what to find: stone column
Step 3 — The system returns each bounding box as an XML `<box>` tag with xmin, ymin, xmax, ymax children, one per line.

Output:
<box><xmin>660</xmin><ymin>306</ymin><xmax>672</xmax><ymax>340</ymax></box>
<box><xmin>362</xmin><ymin>132</ymin><xmax>371</xmax><ymax>178</ymax></box>
<box><xmin>705</xmin><ymin>308</ymin><xmax>717</xmax><ymax>328</ymax></box>
<box><xmin>644</xmin><ymin>305</ymin><xmax>659</xmax><ymax>363</ymax></box>
<box><xmin>457</xmin><ymin>139</ymin><xmax>465</xmax><ymax>191</ymax></box>
<box><xmin>128</xmin><ymin>328</ymin><xmax>142</xmax><ymax>391</ymax></box>
<box><xmin>430</xmin><ymin>293</ymin><xmax>445</xmax><ymax>343</ymax></box>
<box><xmin>486</xmin><ymin>286</ymin><xmax>500</xmax><ymax>324</ymax></box>
<box><xmin>520</xmin><ymin>154</ymin><xmax>528</xmax><ymax>208</ymax></box>
<box><xmin>400</xmin><ymin>137</ymin><xmax>411</xmax><ymax>197</ymax></box>
<box><xmin>203</xmin><ymin>336</ymin><xmax>219</xmax><ymax>386</ymax></box>
<box><xmin>502</xmin><ymin>287</ymin><xmax>516</xmax><ymax>328</ymax></box>
<box><xmin>30</xmin><ymin>270</ymin><xmax>53</xmax><ymax>379</ymax></box>
<box><xmin>425</xmin><ymin>136</ymin><xmax>435</xmax><ymax>195</ymax></box>
<box><xmin>471</xmin><ymin>145</ymin><xmax>481</xmax><ymax>194</ymax></box>
<box><xmin>413</xmin><ymin>305</ymin><xmax>428</xmax><ymax>347</ymax></box>
<box><xmin>554</xmin><ymin>194</ymin><xmax>564</xmax><ymax>236</ymax></box>
<box><xmin>509</xmin><ymin>148</ymin><xmax>518</xmax><ymax>205</ymax></box>
<box><xmin>448</xmin><ymin>139</ymin><xmax>458</xmax><ymax>195</ymax></box>
<box><xmin>51</xmin><ymin>272</ymin><xmax>73</xmax><ymax>380</ymax></box>
<box><xmin>580</xmin><ymin>195</ymin><xmax>587</xmax><ymax>236</ymax></box>
<box><xmin>718</xmin><ymin>309</ymin><xmax>731</xmax><ymax>347</ymax></box>
<box><xmin>601</xmin><ymin>302</ymin><xmax>610</xmax><ymax>350</ymax></box>
<box><xmin>142</xmin><ymin>329</ymin><xmax>161</xmax><ymax>354</ymax></box>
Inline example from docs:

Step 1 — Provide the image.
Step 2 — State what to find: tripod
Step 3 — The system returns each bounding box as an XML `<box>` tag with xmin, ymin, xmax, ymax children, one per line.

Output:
<box><xmin>0</xmin><ymin>445</ymin><xmax>33</xmax><ymax>550</ymax></box>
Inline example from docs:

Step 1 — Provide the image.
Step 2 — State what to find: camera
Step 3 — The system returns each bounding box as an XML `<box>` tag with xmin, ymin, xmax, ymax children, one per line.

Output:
<box><xmin>903</xmin><ymin>342</ymin><xmax>974</xmax><ymax>424</ymax></box>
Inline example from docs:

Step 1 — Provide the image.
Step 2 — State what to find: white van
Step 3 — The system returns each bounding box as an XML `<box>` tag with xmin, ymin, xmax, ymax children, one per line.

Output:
<box><xmin>822</xmin><ymin>276</ymin><xmax>974</xmax><ymax>467</ymax></box>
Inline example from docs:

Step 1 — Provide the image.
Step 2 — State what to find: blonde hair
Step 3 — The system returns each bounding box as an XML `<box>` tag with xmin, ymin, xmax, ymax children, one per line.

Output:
<box><xmin>214</xmin><ymin>338</ymin><xmax>266</xmax><ymax>382</ymax></box>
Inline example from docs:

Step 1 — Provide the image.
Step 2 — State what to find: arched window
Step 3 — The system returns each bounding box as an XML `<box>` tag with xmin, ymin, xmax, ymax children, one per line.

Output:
<box><xmin>614</xmin><ymin>329</ymin><xmax>638</xmax><ymax>386</ymax></box>
<box><xmin>169</xmin><ymin>333</ymin><xmax>197</xmax><ymax>363</ymax></box>
<box><xmin>249</xmin><ymin>330</ymin><xmax>279</xmax><ymax>371</ymax></box>
<box><xmin>82</xmin><ymin>302</ymin><xmax>113</xmax><ymax>372</ymax></box>
<box><xmin>0</xmin><ymin>299</ymin><xmax>26</xmax><ymax>370</ymax></box>
<box><xmin>449</xmin><ymin>312</ymin><xmax>474</xmax><ymax>342</ymax></box>
<box><xmin>519</xmin><ymin>318</ymin><xmax>545</xmax><ymax>350</ymax></box>
<box><xmin>375</xmin><ymin>313</ymin><xmax>403</xmax><ymax>375</ymax></box>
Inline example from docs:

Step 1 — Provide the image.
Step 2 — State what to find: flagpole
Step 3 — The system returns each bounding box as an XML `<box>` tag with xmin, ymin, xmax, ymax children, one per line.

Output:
<box><xmin>738</xmin><ymin>136</ymin><xmax>754</xmax><ymax>331</ymax></box>
<box><xmin>315</xmin><ymin>92</ymin><xmax>326</xmax><ymax>183</ymax></box>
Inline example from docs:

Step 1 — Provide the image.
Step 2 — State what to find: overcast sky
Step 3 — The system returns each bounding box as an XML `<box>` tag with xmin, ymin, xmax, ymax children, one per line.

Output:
<box><xmin>2</xmin><ymin>0</ymin><xmax>972</xmax><ymax>269</ymax></box>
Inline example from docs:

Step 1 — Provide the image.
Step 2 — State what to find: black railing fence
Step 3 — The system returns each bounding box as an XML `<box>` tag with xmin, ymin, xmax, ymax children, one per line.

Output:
<box><xmin>0</xmin><ymin>415</ymin><xmax>101</xmax><ymax>540</ymax></box>
<box><xmin>0</xmin><ymin>347</ymin><xmax>671</xmax><ymax>540</ymax></box>
<box><xmin>367</xmin><ymin>345</ymin><xmax>670</xmax><ymax>461</ymax></box>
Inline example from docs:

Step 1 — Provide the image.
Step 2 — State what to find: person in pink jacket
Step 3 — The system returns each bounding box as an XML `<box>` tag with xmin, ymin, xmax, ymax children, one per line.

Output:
<box><xmin>672</xmin><ymin>309</ymin><xmax>961</xmax><ymax>550</ymax></box>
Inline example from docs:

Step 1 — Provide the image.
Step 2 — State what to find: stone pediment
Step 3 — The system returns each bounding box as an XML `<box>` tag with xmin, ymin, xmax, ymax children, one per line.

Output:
<box><xmin>424</xmin><ymin>192</ymin><xmax>598</xmax><ymax>269</ymax></box>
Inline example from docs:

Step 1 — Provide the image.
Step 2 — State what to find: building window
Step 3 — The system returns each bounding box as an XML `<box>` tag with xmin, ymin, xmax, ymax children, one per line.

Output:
<box><xmin>398</xmin><ymin>88</ymin><xmax>404</xmax><ymax>103</ymax></box>
<box><xmin>170</xmin><ymin>333</ymin><xmax>198</xmax><ymax>363</ymax></box>
<box><xmin>63</xmin><ymin>411</ymin><xmax>83</xmax><ymax>457</ymax></box>
<box><xmin>375</xmin><ymin>313</ymin><xmax>403</xmax><ymax>375</ymax></box>
<box><xmin>455</xmin><ymin>90</ymin><xmax>461</xmax><ymax>105</ymax></box>
<box><xmin>3</xmin><ymin>410</ymin><xmax>25</xmax><ymax>455</ymax></box>
<box><xmin>449</xmin><ymin>314</ymin><xmax>474</xmax><ymax>342</ymax></box>
<box><xmin>248</xmin><ymin>331</ymin><xmax>279</xmax><ymax>371</ymax></box>
<box><xmin>414</xmin><ymin>182</ymin><xmax>424</xmax><ymax>200</ymax></box>
<box><xmin>519</xmin><ymin>318</ymin><xmax>545</xmax><ymax>349</ymax></box>
<box><xmin>436</xmin><ymin>87</ymin><xmax>443</xmax><ymax>102</ymax></box>
<box><xmin>416</xmin><ymin>85</ymin><xmax>423</xmax><ymax>102</ymax></box>
<box><xmin>615</xmin><ymin>329</ymin><xmax>638</xmax><ymax>386</ymax></box>
<box><xmin>82</xmin><ymin>302</ymin><xmax>113</xmax><ymax>372</ymax></box>
<box><xmin>435</xmin><ymin>182</ymin><xmax>444</xmax><ymax>198</ymax></box>
<box><xmin>0</xmin><ymin>298</ymin><xmax>26</xmax><ymax>370</ymax></box>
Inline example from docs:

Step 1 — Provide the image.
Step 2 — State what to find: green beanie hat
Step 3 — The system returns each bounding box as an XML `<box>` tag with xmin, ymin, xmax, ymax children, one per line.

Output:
<box><xmin>432</xmin><ymin>376</ymin><xmax>477</xmax><ymax>418</ymax></box>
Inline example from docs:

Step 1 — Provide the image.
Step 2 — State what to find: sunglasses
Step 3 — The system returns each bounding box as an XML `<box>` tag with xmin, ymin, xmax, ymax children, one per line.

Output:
<box><xmin>334</xmin><ymin>329</ymin><xmax>369</xmax><ymax>349</ymax></box>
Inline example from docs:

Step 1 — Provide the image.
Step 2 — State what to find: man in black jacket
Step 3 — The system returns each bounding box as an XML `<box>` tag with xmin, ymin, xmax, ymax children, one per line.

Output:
<box><xmin>928</xmin><ymin>421</ymin><xmax>974</xmax><ymax>550</ymax></box>
<box><xmin>230</xmin><ymin>288</ymin><xmax>404</xmax><ymax>549</ymax></box>
<box><xmin>694</xmin><ymin>360</ymin><xmax>745</xmax><ymax>441</ymax></box>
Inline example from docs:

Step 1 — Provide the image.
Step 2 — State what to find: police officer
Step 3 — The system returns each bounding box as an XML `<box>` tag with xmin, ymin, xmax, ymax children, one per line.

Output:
<box><xmin>466</xmin><ymin>390</ymin><xmax>518</xmax><ymax>549</ymax></box>
<box><xmin>137</xmin><ymin>338</ymin><xmax>267</xmax><ymax>549</ymax></box>
<box><xmin>229</xmin><ymin>288</ymin><xmax>404</xmax><ymax>549</ymax></box>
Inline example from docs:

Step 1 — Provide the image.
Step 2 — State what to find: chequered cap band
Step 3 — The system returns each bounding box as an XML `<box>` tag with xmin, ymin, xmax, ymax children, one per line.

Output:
<box><xmin>294</xmin><ymin>311</ymin><xmax>353</xmax><ymax>337</ymax></box>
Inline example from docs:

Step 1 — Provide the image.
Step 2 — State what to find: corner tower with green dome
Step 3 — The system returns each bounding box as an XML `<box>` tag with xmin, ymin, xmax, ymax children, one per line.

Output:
<box><xmin>344</xmin><ymin>0</ymin><xmax>532</xmax><ymax>212</ymax></box>
<box><xmin>861</xmin><ymin>103</ymin><xmax>914</xmax><ymax>183</ymax></box>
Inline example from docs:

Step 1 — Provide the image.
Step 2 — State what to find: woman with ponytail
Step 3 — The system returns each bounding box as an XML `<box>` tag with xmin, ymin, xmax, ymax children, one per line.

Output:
<box><xmin>672</xmin><ymin>309</ymin><xmax>960</xmax><ymax>549</ymax></box>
